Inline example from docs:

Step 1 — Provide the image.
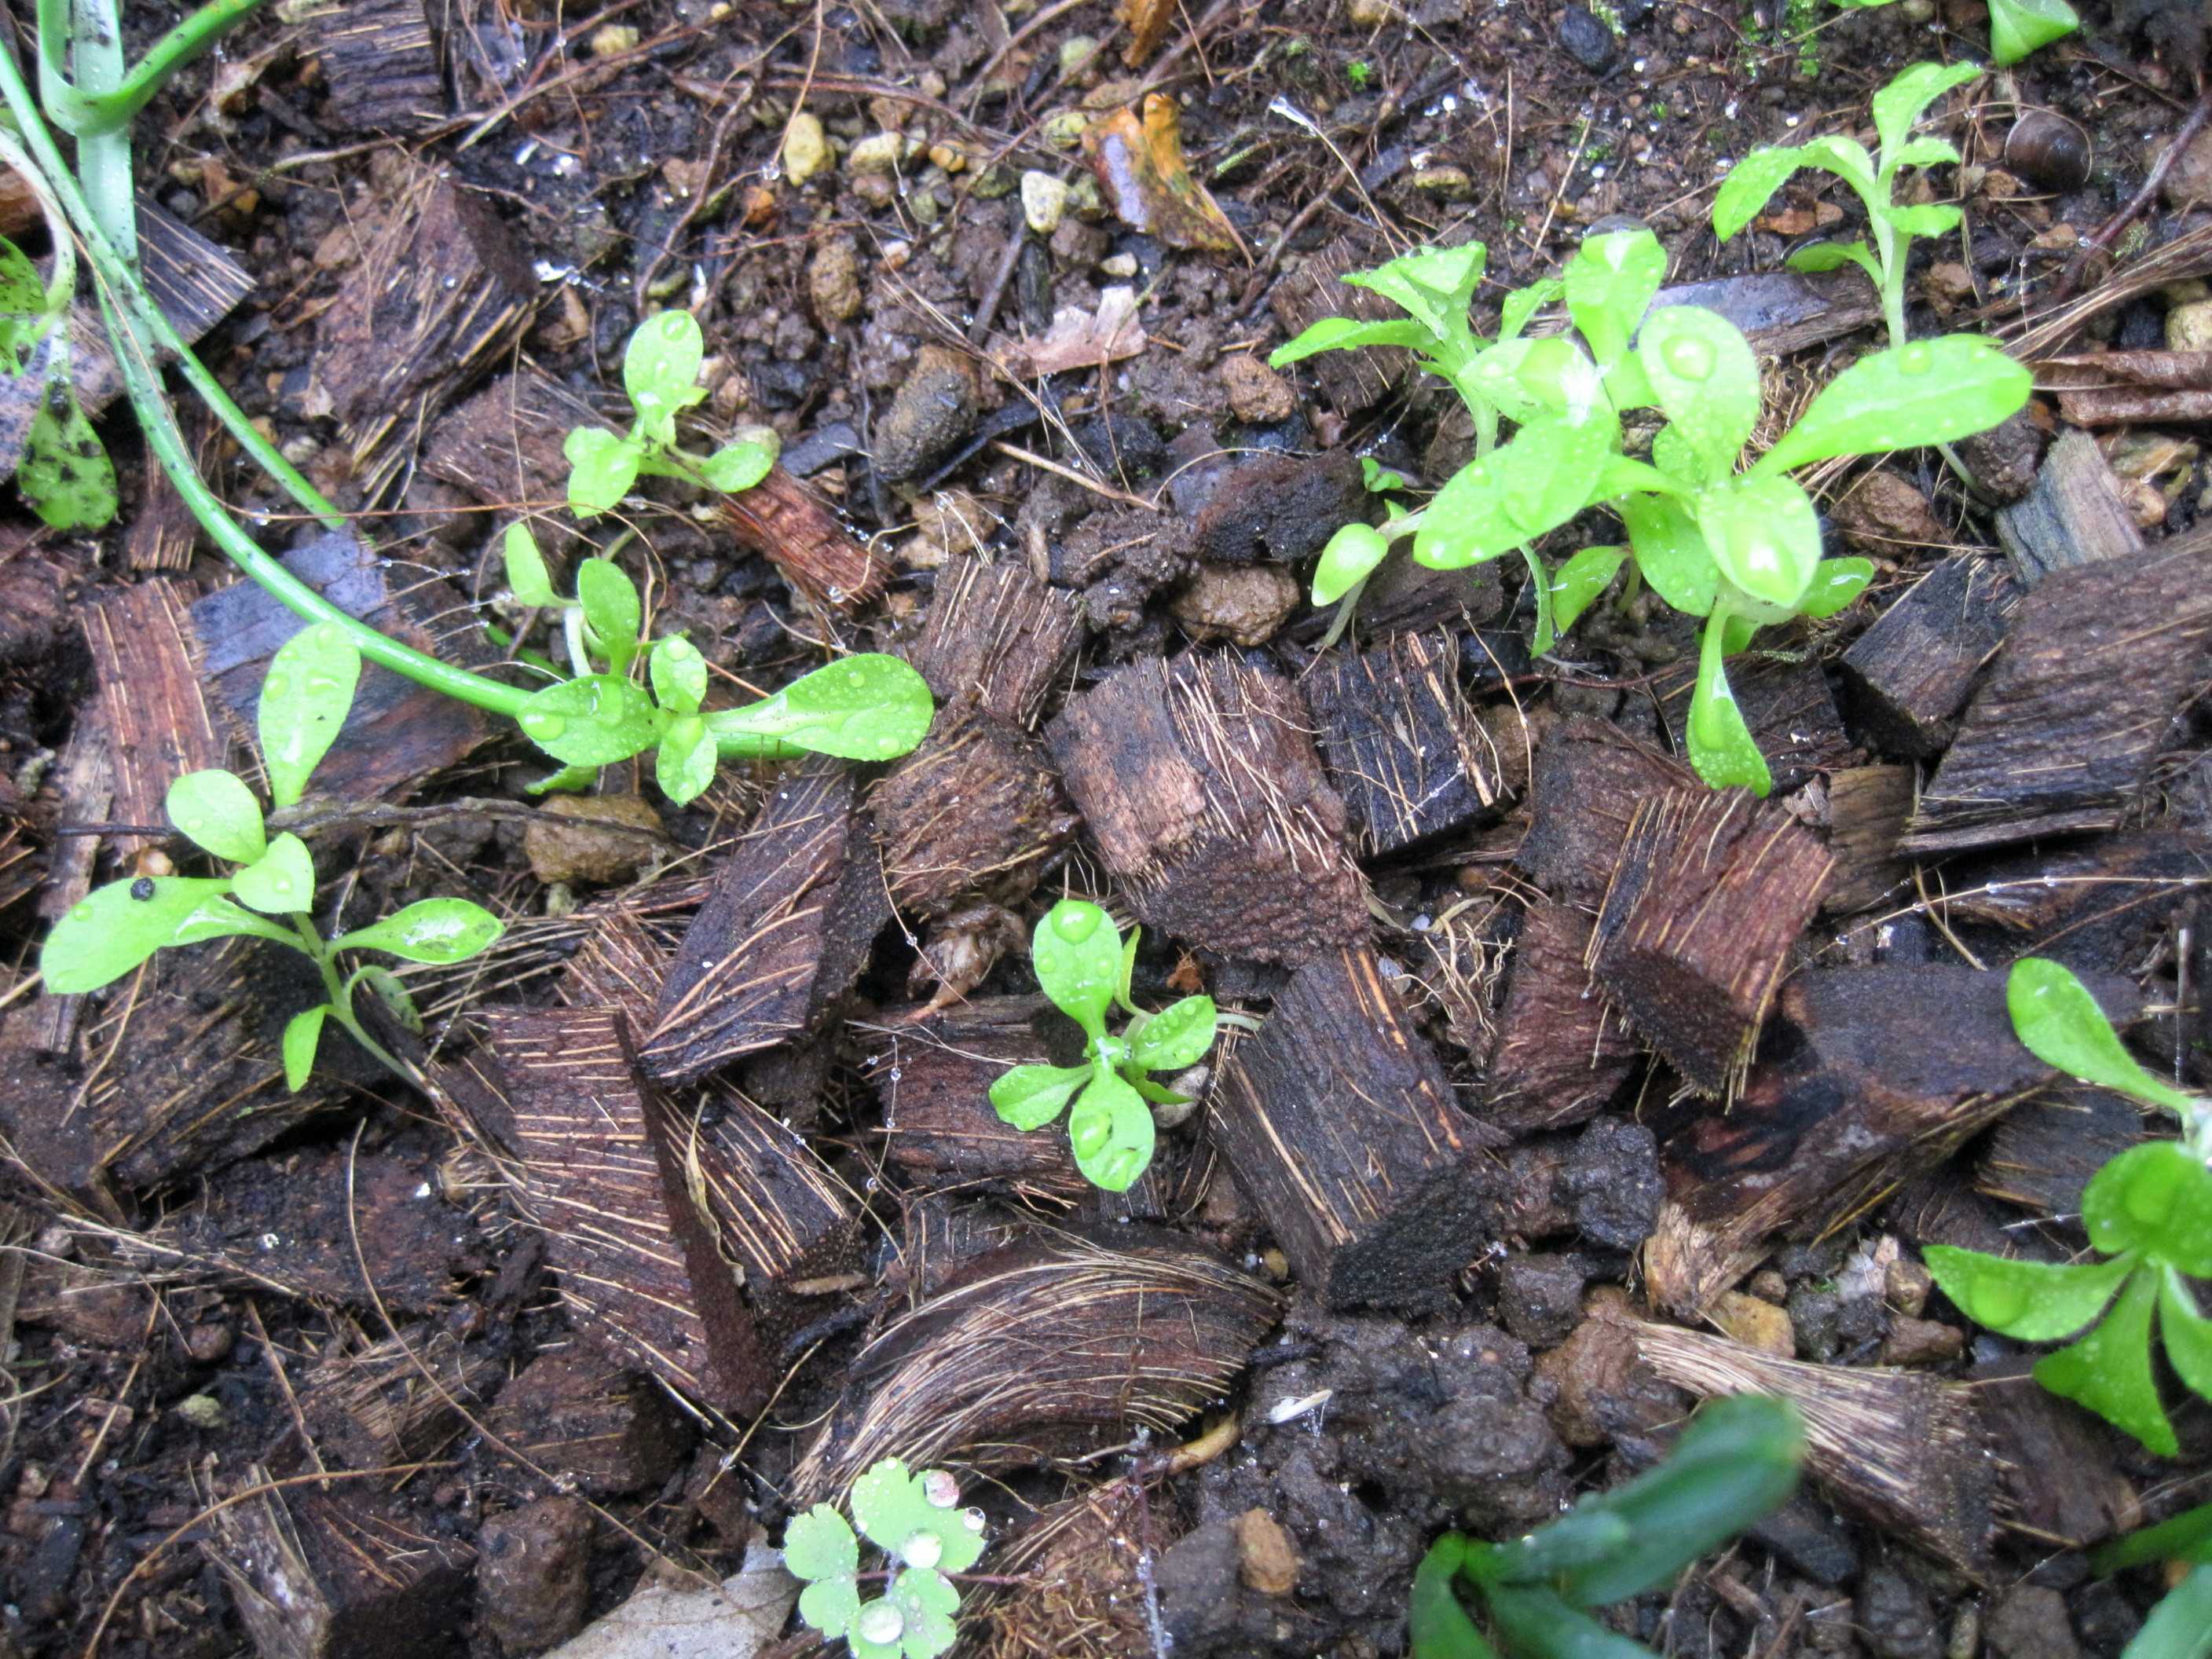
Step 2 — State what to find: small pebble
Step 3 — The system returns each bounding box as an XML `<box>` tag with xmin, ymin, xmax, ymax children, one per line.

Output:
<box><xmin>1558</xmin><ymin>5</ymin><xmax>1619</xmax><ymax>73</ymax></box>
<box><xmin>2169</xmin><ymin>296</ymin><xmax>2212</xmax><ymax>352</ymax></box>
<box><xmin>1021</xmin><ymin>170</ymin><xmax>1071</xmax><ymax>236</ymax></box>
<box><xmin>1220</xmin><ymin>354</ymin><xmax>1296</xmax><ymax>424</ymax></box>
<box><xmin>808</xmin><ymin>236</ymin><xmax>863</xmax><ymax>324</ymax></box>
<box><xmin>782</xmin><ymin>113</ymin><xmax>830</xmax><ymax>186</ymax></box>
<box><xmin>588</xmin><ymin>23</ymin><xmax>638</xmax><ymax>57</ymax></box>
<box><xmin>848</xmin><ymin>132</ymin><xmax>906</xmax><ymax>175</ymax></box>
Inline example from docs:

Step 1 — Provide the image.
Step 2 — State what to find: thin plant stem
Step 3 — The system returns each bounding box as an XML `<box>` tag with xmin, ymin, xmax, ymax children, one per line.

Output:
<box><xmin>287</xmin><ymin>914</ymin><xmax>408</xmax><ymax>1083</ymax></box>
<box><xmin>65</xmin><ymin>0</ymin><xmax>133</xmax><ymax>262</ymax></box>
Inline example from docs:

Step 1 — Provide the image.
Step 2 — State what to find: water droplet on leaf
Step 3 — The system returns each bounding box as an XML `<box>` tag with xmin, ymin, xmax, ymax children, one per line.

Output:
<box><xmin>1052</xmin><ymin>905</ymin><xmax>1101</xmax><ymax>944</ymax></box>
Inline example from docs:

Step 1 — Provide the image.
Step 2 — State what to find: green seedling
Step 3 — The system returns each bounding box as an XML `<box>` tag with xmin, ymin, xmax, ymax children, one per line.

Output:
<box><xmin>1826</xmin><ymin>0</ymin><xmax>2077</xmax><ymax>65</ymax></box>
<box><xmin>1926</xmin><ymin>958</ymin><xmax>2212</xmax><ymax>1456</ymax></box>
<box><xmin>1713</xmin><ymin>61</ymin><xmax>1979</xmax><ymax>350</ymax></box>
<box><xmin>989</xmin><ymin>899</ymin><xmax>1219</xmax><ymax>1192</ymax></box>
<box><xmin>1278</xmin><ymin>218</ymin><xmax>2029</xmax><ymax>793</ymax></box>
<box><xmin>2094</xmin><ymin>1503</ymin><xmax>2212</xmax><ymax>1659</ymax></box>
<box><xmin>1412</xmin><ymin>1394</ymin><xmax>1804</xmax><ymax>1659</ymax></box>
<box><xmin>562</xmin><ymin>309</ymin><xmax>778</xmax><ymax>517</ymax></box>
<box><xmin>39</xmin><ymin>621</ymin><xmax>504</xmax><ymax>1086</ymax></box>
<box><xmin>786</xmin><ymin>1457</ymin><xmax>987</xmax><ymax>1659</ymax></box>
<box><xmin>496</xmin><ymin>526</ymin><xmax>922</xmax><ymax>804</ymax></box>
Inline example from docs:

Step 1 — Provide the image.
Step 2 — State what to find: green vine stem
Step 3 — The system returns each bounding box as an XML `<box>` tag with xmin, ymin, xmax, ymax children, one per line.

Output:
<box><xmin>36</xmin><ymin>0</ymin><xmax>264</xmax><ymax>140</ymax></box>
<box><xmin>291</xmin><ymin>916</ymin><xmax>408</xmax><ymax>1082</ymax></box>
<box><xmin>4</xmin><ymin>26</ymin><xmax>831</xmax><ymax>764</ymax></box>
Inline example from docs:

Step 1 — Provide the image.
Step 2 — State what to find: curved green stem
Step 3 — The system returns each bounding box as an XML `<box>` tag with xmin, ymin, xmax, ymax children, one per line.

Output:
<box><xmin>65</xmin><ymin>0</ymin><xmax>134</xmax><ymax>262</ymax></box>
<box><xmin>5</xmin><ymin>27</ymin><xmax>343</xmax><ymax>529</ymax></box>
<box><xmin>290</xmin><ymin>914</ymin><xmax>408</xmax><ymax>1083</ymax></box>
<box><xmin>39</xmin><ymin>0</ymin><xmax>264</xmax><ymax>138</ymax></box>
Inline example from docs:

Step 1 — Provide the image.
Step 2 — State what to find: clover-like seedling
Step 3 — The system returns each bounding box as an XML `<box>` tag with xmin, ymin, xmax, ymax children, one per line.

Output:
<box><xmin>499</xmin><ymin>523</ymin><xmax>933</xmax><ymax>803</ymax></box>
<box><xmin>562</xmin><ymin>309</ymin><xmax>778</xmax><ymax>517</ymax></box>
<box><xmin>1926</xmin><ymin>958</ymin><xmax>2212</xmax><ymax>1457</ymax></box>
<box><xmin>786</xmin><ymin>1458</ymin><xmax>987</xmax><ymax>1659</ymax></box>
<box><xmin>989</xmin><ymin>899</ymin><xmax>1218</xmax><ymax>1192</ymax></box>
<box><xmin>2091</xmin><ymin>1500</ymin><xmax>2212</xmax><ymax>1659</ymax></box>
<box><xmin>39</xmin><ymin>621</ymin><xmax>505</xmax><ymax>1088</ymax></box>
<box><xmin>1412</xmin><ymin>1394</ymin><xmax>1804</xmax><ymax>1659</ymax></box>
<box><xmin>1714</xmin><ymin>61</ymin><xmax>1981</xmax><ymax>350</ymax></box>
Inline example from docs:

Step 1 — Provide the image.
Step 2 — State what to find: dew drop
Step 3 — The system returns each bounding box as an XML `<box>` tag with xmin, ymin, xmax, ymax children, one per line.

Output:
<box><xmin>264</xmin><ymin>673</ymin><xmax>291</xmax><ymax>700</ymax></box>
<box><xmin>921</xmin><ymin>1470</ymin><xmax>960</xmax><ymax>1507</ymax></box>
<box><xmin>1661</xmin><ymin>334</ymin><xmax>1715</xmax><ymax>382</ymax></box>
<box><xmin>1969</xmin><ymin>1276</ymin><xmax>2027</xmax><ymax>1327</ymax></box>
<box><xmin>856</xmin><ymin>1603</ymin><xmax>904</xmax><ymax>1644</ymax></box>
<box><xmin>1071</xmin><ymin>1112</ymin><xmax>1110</xmax><ymax>1159</ymax></box>
<box><xmin>1051</xmin><ymin>904</ymin><xmax>1101</xmax><ymax>944</ymax></box>
<box><xmin>961</xmin><ymin>1507</ymin><xmax>985</xmax><ymax>1533</ymax></box>
<box><xmin>902</xmin><ymin>1531</ymin><xmax>943</xmax><ymax>1569</ymax></box>
<box><xmin>523</xmin><ymin>712</ymin><xmax>568</xmax><ymax>741</ymax></box>
<box><xmin>71</xmin><ymin>901</ymin><xmax>93</xmax><ymax>921</ymax></box>
<box><xmin>1898</xmin><ymin>342</ymin><xmax>1934</xmax><ymax>376</ymax></box>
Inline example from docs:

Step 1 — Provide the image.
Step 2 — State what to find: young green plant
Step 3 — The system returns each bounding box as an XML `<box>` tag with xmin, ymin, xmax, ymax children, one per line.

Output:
<box><xmin>38</xmin><ymin>621</ymin><xmax>505</xmax><ymax>1086</ymax></box>
<box><xmin>785</xmin><ymin>1457</ymin><xmax>988</xmax><ymax>1659</ymax></box>
<box><xmin>2092</xmin><ymin>1502</ymin><xmax>2212</xmax><ymax>1659</ymax></box>
<box><xmin>562</xmin><ymin>309</ymin><xmax>778</xmax><ymax>516</ymax></box>
<box><xmin>1824</xmin><ymin>0</ymin><xmax>2078</xmax><ymax>65</ymax></box>
<box><xmin>988</xmin><ymin>899</ymin><xmax>1219</xmax><ymax>1193</ymax></box>
<box><xmin>1713</xmin><ymin>61</ymin><xmax>1979</xmax><ymax>350</ymax></box>
<box><xmin>1925</xmin><ymin>958</ymin><xmax>2212</xmax><ymax>1457</ymax></box>
<box><xmin>1412</xmin><ymin>1393</ymin><xmax>1804</xmax><ymax>1659</ymax></box>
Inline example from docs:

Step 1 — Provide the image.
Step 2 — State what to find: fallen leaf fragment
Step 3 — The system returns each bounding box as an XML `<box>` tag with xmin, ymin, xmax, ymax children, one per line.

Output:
<box><xmin>1082</xmin><ymin>95</ymin><xmax>1245</xmax><ymax>257</ymax></box>
<box><xmin>995</xmin><ymin>284</ymin><xmax>1148</xmax><ymax>377</ymax></box>
<box><xmin>544</xmin><ymin>1544</ymin><xmax>797</xmax><ymax>1659</ymax></box>
<box><xmin>1122</xmin><ymin>0</ymin><xmax>1175</xmax><ymax>65</ymax></box>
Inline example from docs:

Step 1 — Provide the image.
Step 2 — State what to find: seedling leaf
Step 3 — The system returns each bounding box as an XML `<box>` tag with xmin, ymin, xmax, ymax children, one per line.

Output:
<box><xmin>2119</xmin><ymin>1567</ymin><xmax>2212</xmax><ymax>1659</ymax></box>
<box><xmin>892</xmin><ymin>1568</ymin><xmax>960</xmax><ymax>1657</ymax></box>
<box><xmin>1638</xmin><ymin>307</ymin><xmax>1758</xmax><ymax>479</ymax></box>
<box><xmin>565</xmin><ymin>427</ymin><xmax>643</xmax><ymax>515</ymax></box>
<box><xmin>2093</xmin><ymin>1501</ymin><xmax>2212</xmax><ymax>1575</ymax></box>
<box><xmin>167</xmin><ymin>769</ymin><xmax>266</xmax><ymax>863</ymax></box>
<box><xmin>335</xmin><ymin>899</ymin><xmax>504</xmax><ymax>964</ymax></box>
<box><xmin>1989</xmin><ymin>0</ymin><xmax>2081</xmax><ymax>64</ymax></box>
<box><xmin>1271</xmin><ymin>316</ymin><xmax>1437</xmax><ymax>366</ymax></box>
<box><xmin>1313</xmin><ymin>522</ymin><xmax>1390</xmax><ymax>606</ymax></box>
<box><xmin>576</xmin><ymin>558</ymin><xmax>642</xmax><ymax>665</ymax></box>
<box><xmin>282</xmin><ymin>1005</ymin><xmax>328</xmax><ymax>1092</ymax></box>
<box><xmin>1712</xmin><ymin>147</ymin><xmax>1808</xmax><ymax>241</ymax></box>
<box><xmin>1499</xmin><ymin>277</ymin><xmax>1564</xmax><ymax>341</ymax></box>
<box><xmin>1565</xmin><ymin>226</ymin><xmax>1668</xmax><ymax>367</ymax></box>
<box><xmin>650</xmin><ymin>635</ymin><xmax>709</xmax><ymax>715</ymax></box>
<box><xmin>2158</xmin><ymin>1269</ymin><xmax>2212</xmax><ymax>1404</ymax></box>
<box><xmin>41</xmin><ymin>875</ymin><xmax>235</xmax><ymax>993</ymax></box>
<box><xmin>656</xmin><ymin>715</ymin><xmax>716</xmax><ymax>805</ymax></box>
<box><xmin>1688</xmin><ymin>616</ymin><xmax>1771</xmax><ymax>795</ymax></box>
<box><xmin>1785</xmin><ymin>242</ymin><xmax>1883</xmax><ymax>285</ymax></box>
<box><xmin>798</xmin><ymin>1578</ymin><xmax>861</xmax><ymax>1642</ymax></box>
<box><xmin>171</xmin><ymin>895</ymin><xmax>297</xmax><ymax>949</ymax></box>
<box><xmin>1409</xmin><ymin>1536</ymin><xmax>1496</xmax><ymax>1659</ymax></box>
<box><xmin>786</xmin><ymin>1504</ymin><xmax>860</xmax><ymax>1581</ymax></box>
<box><xmin>2082</xmin><ymin>1144</ymin><xmax>2212</xmax><ymax>1275</ymax></box>
<box><xmin>233</xmin><ymin>833</ymin><xmax>316</xmax><ymax>914</ymax></box>
<box><xmin>1413</xmin><ymin>418</ymin><xmax>1611</xmax><ymax>569</ymax></box>
<box><xmin>1130</xmin><ymin>994</ymin><xmax>1216</xmax><ymax>1071</ymax></box>
<box><xmin>2034</xmin><ymin>1269</ymin><xmax>2175</xmax><ymax>1456</ymax></box>
<box><xmin>19</xmin><ymin>368</ymin><xmax>117</xmax><ymax>530</ymax></box>
<box><xmin>701</xmin><ymin>439</ymin><xmax>775</xmax><ymax>493</ymax></box>
<box><xmin>1485</xmin><ymin>1583</ymin><xmax>1658</xmax><ymax>1659</ymax></box>
<box><xmin>990</xmin><ymin>1062</ymin><xmax>1090</xmax><ymax>1130</ymax></box>
<box><xmin>1870</xmin><ymin>61</ymin><xmax>1979</xmax><ymax>162</ymax></box>
<box><xmin>1923</xmin><ymin>1246</ymin><xmax>2137</xmax><ymax>1341</ymax></box>
<box><xmin>1799</xmin><ymin>558</ymin><xmax>1874</xmax><ymax>619</ymax></box>
<box><xmin>503</xmin><ymin>522</ymin><xmax>558</xmax><ymax>606</ymax></box>
<box><xmin>2007</xmin><ymin>957</ymin><xmax>2199</xmax><ymax>1116</ymax></box>
<box><xmin>1551</xmin><ymin>545</ymin><xmax>1628</xmax><ymax>636</ymax></box>
<box><xmin>1031</xmin><ymin>899</ymin><xmax>1122</xmax><ymax>1037</ymax></box>
<box><xmin>1697</xmin><ymin>475</ymin><xmax>1822</xmax><ymax>611</ymax></box>
<box><xmin>351</xmin><ymin>963</ymin><xmax>423</xmax><ymax>1033</ymax></box>
<box><xmin>1067</xmin><ymin>1068</ymin><xmax>1155</xmax><ymax>1192</ymax></box>
<box><xmin>623</xmin><ymin>309</ymin><xmax>705</xmax><ymax>445</ymax></box>
<box><xmin>705</xmin><ymin>654</ymin><xmax>933</xmax><ymax>761</ymax></box>
<box><xmin>260</xmin><ymin>622</ymin><xmax>362</xmax><ymax>811</ymax></box>
<box><xmin>1619</xmin><ymin>492</ymin><xmax>1720</xmax><ymax>617</ymax></box>
<box><xmin>517</xmin><ymin>674</ymin><xmax>661</xmax><ymax>767</ymax></box>
<box><xmin>1755</xmin><ymin>337</ymin><xmax>2031</xmax><ymax>476</ymax></box>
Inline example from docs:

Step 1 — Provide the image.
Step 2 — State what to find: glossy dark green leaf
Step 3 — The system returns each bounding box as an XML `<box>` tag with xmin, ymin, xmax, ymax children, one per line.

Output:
<box><xmin>1067</xmin><ymin>1068</ymin><xmax>1155</xmax><ymax>1192</ymax></box>
<box><xmin>2033</xmin><ymin>1269</ymin><xmax>2176</xmax><ymax>1456</ymax></box>
<box><xmin>41</xmin><ymin>875</ymin><xmax>236</xmax><ymax>993</ymax></box>
<box><xmin>516</xmin><ymin>674</ymin><xmax>661</xmax><ymax>767</ymax></box>
<box><xmin>1923</xmin><ymin>1245</ymin><xmax>2137</xmax><ymax>1341</ymax></box>
<box><xmin>1484</xmin><ymin>1510</ymin><xmax>1634</xmax><ymax>1586</ymax></box>
<box><xmin>334</xmin><ymin>899</ymin><xmax>505</xmax><ymax>965</ymax></box>
<box><xmin>2009</xmin><ymin>957</ymin><xmax>2200</xmax><ymax>1117</ymax></box>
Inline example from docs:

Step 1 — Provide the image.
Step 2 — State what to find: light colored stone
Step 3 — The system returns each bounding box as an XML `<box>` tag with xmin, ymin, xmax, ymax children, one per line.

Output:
<box><xmin>524</xmin><ymin>795</ymin><xmax>668</xmax><ymax>886</ymax></box>
<box><xmin>1220</xmin><ymin>354</ymin><xmax>1296</xmax><ymax>424</ymax></box>
<box><xmin>847</xmin><ymin>131</ymin><xmax>906</xmax><ymax>175</ymax></box>
<box><xmin>1233</xmin><ymin>1510</ymin><xmax>1298</xmax><ymax>1596</ymax></box>
<box><xmin>780</xmin><ymin>112</ymin><xmax>830</xmax><ymax>186</ymax></box>
<box><xmin>1170</xmin><ymin>563</ymin><xmax>1301</xmax><ymax>646</ymax></box>
<box><xmin>1710</xmin><ymin>1289</ymin><xmax>1794</xmax><ymax>1357</ymax></box>
<box><xmin>2169</xmin><ymin>296</ymin><xmax>2212</xmax><ymax>352</ymax></box>
<box><xmin>808</xmin><ymin>236</ymin><xmax>863</xmax><ymax>324</ymax></box>
<box><xmin>1021</xmin><ymin>170</ymin><xmax>1071</xmax><ymax>236</ymax></box>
